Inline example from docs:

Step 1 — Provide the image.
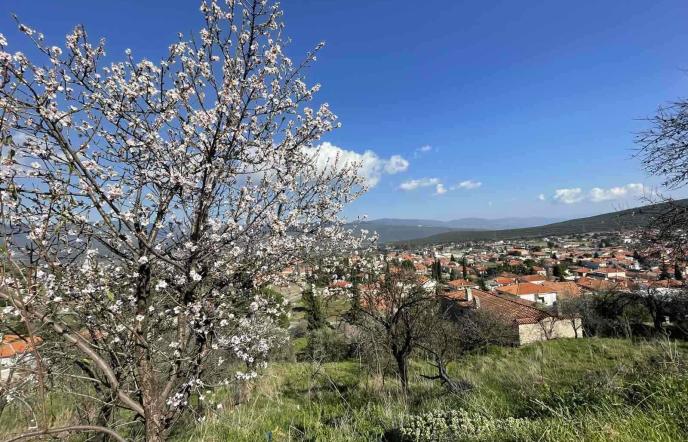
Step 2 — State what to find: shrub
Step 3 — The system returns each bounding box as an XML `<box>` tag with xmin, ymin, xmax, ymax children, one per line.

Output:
<box><xmin>302</xmin><ymin>328</ymin><xmax>351</xmax><ymax>362</ymax></box>
<box><xmin>399</xmin><ymin>409</ymin><xmax>529</xmax><ymax>441</ymax></box>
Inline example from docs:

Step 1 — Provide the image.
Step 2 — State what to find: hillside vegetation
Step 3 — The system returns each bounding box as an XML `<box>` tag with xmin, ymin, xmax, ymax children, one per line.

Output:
<box><xmin>176</xmin><ymin>338</ymin><xmax>687</xmax><ymax>441</ymax></box>
<box><xmin>1</xmin><ymin>336</ymin><xmax>685</xmax><ymax>441</ymax></box>
<box><xmin>350</xmin><ymin>217</ymin><xmax>561</xmax><ymax>243</ymax></box>
<box><xmin>397</xmin><ymin>199</ymin><xmax>687</xmax><ymax>245</ymax></box>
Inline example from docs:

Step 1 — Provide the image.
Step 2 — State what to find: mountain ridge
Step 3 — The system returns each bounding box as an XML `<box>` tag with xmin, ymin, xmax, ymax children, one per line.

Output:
<box><xmin>392</xmin><ymin>199</ymin><xmax>686</xmax><ymax>245</ymax></box>
<box><xmin>349</xmin><ymin>216</ymin><xmax>562</xmax><ymax>243</ymax></box>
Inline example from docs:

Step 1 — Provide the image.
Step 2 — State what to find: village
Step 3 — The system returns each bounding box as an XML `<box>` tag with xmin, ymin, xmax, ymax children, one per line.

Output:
<box><xmin>273</xmin><ymin>229</ymin><xmax>687</xmax><ymax>348</ymax></box>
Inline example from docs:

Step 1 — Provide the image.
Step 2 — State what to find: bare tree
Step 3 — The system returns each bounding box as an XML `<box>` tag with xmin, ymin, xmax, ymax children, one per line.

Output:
<box><xmin>557</xmin><ymin>297</ymin><xmax>584</xmax><ymax>338</ymax></box>
<box><xmin>636</xmin><ymin>95</ymin><xmax>688</xmax><ymax>260</ymax></box>
<box><xmin>418</xmin><ymin>308</ymin><xmax>513</xmax><ymax>393</ymax></box>
<box><xmin>351</xmin><ymin>268</ymin><xmax>435</xmax><ymax>391</ymax></box>
<box><xmin>0</xmin><ymin>1</ymin><xmax>367</xmax><ymax>440</ymax></box>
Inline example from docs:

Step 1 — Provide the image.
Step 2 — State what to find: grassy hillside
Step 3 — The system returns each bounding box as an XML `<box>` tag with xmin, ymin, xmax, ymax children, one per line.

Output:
<box><xmin>179</xmin><ymin>338</ymin><xmax>687</xmax><ymax>441</ymax></box>
<box><xmin>398</xmin><ymin>199</ymin><xmax>686</xmax><ymax>245</ymax></box>
<box><xmin>0</xmin><ymin>338</ymin><xmax>684</xmax><ymax>441</ymax></box>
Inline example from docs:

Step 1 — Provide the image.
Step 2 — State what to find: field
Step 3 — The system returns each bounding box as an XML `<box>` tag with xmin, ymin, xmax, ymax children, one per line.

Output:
<box><xmin>177</xmin><ymin>338</ymin><xmax>687</xmax><ymax>441</ymax></box>
<box><xmin>1</xmin><ymin>337</ymin><xmax>685</xmax><ymax>441</ymax></box>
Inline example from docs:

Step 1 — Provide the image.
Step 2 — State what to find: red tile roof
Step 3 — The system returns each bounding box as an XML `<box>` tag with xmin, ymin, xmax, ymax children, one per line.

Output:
<box><xmin>447</xmin><ymin>279</ymin><xmax>474</xmax><ymax>289</ymax></box>
<box><xmin>0</xmin><ymin>335</ymin><xmax>43</xmax><ymax>358</ymax></box>
<box><xmin>518</xmin><ymin>274</ymin><xmax>546</xmax><ymax>283</ymax></box>
<box><xmin>472</xmin><ymin>290</ymin><xmax>551</xmax><ymax>325</ymax></box>
<box><xmin>497</xmin><ymin>282</ymin><xmax>555</xmax><ymax>296</ymax></box>
<box><xmin>441</xmin><ymin>290</ymin><xmax>470</xmax><ymax>301</ymax></box>
<box><xmin>540</xmin><ymin>281</ymin><xmax>581</xmax><ymax>298</ymax></box>
<box><xmin>576</xmin><ymin>277</ymin><xmax>627</xmax><ymax>292</ymax></box>
<box><xmin>648</xmin><ymin>279</ymin><xmax>684</xmax><ymax>288</ymax></box>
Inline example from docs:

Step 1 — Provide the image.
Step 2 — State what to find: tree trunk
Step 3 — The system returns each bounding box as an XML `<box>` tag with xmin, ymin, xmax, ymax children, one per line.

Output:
<box><xmin>139</xmin><ymin>348</ymin><xmax>166</xmax><ymax>442</ymax></box>
<box><xmin>653</xmin><ymin>313</ymin><xmax>663</xmax><ymax>333</ymax></box>
<box><xmin>143</xmin><ymin>404</ymin><xmax>166</xmax><ymax>442</ymax></box>
<box><xmin>93</xmin><ymin>403</ymin><xmax>114</xmax><ymax>442</ymax></box>
<box><xmin>394</xmin><ymin>352</ymin><xmax>408</xmax><ymax>391</ymax></box>
<box><xmin>0</xmin><ymin>395</ymin><xmax>6</xmax><ymax>420</ymax></box>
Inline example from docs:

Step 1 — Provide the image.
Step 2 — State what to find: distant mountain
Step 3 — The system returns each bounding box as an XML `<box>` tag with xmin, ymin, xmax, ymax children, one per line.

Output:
<box><xmin>445</xmin><ymin>217</ymin><xmax>562</xmax><ymax>230</ymax></box>
<box><xmin>349</xmin><ymin>223</ymin><xmax>461</xmax><ymax>243</ymax></box>
<box><xmin>396</xmin><ymin>200</ymin><xmax>685</xmax><ymax>245</ymax></box>
<box><xmin>370</xmin><ymin>217</ymin><xmax>561</xmax><ymax>230</ymax></box>
<box><xmin>349</xmin><ymin>216</ymin><xmax>562</xmax><ymax>243</ymax></box>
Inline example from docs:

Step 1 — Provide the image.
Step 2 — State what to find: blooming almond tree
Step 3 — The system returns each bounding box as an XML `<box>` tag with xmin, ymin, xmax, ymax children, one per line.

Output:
<box><xmin>0</xmin><ymin>1</ymin><xmax>366</xmax><ymax>440</ymax></box>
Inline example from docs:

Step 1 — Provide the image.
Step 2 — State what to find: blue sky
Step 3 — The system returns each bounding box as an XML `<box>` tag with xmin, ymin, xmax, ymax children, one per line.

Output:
<box><xmin>3</xmin><ymin>0</ymin><xmax>688</xmax><ymax>220</ymax></box>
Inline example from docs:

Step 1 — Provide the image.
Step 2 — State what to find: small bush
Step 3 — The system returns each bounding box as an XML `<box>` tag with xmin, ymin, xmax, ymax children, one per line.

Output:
<box><xmin>399</xmin><ymin>409</ymin><xmax>529</xmax><ymax>441</ymax></box>
<box><xmin>302</xmin><ymin>328</ymin><xmax>351</xmax><ymax>362</ymax></box>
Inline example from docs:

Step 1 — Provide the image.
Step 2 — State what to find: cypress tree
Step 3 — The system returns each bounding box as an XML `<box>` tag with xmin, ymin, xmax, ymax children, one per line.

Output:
<box><xmin>675</xmin><ymin>263</ymin><xmax>684</xmax><ymax>281</ymax></box>
<box><xmin>302</xmin><ymin>286</ymin><xmax>327</xmax><ymax>330</ymax></box>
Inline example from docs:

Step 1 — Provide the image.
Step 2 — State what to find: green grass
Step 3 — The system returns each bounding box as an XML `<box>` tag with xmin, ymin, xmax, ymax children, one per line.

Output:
<box><xmin>177</xmin><ymin>338</ymin><xmax>688</xmax><ymax>441</ymax></box>
<box><xmin>1</xmin><ymin>338</ymin><xmax>685</xmax><ymax>441</ymax></box>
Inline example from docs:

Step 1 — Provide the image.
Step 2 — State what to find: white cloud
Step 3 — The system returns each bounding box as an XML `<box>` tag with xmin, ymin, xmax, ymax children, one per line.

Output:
<box><xmin>434</xmin><ymin>183</ymin><xmax>447</xmax><ymax>195</ymax></box>
<box><xmin>401</xmin><ymin>177</ymin><xmax>481</xmax><ymax>195</ymax></box>
<box><xmin>553</xmin><ymin>188</ymin><xmax>584</xmax><ymax>204</ymax></box>
<box><xmin>308</xmin><ymin>142</ymin><xmax>409</xmax><ymax>188</ymax></box>
<box><xmin>384</xmin><ymin>155</ymin><xmax>410</xmax><ymax>174</ymax></box>
<box><xmin>538</xmin><ymin>193</ymin><xmax>546</xmax><ymax>201</ymax></box>
<box><xmin>456</xmin><ymin>180</ymin><xmax>482</xmax><ymax>190</ymax></box>
<box><xmin>588</xmin><ymin>183</ymin><xmax>649</xmax><ymax>202</ymax></box>
<box><xmin>399</xmin><ymin>177</ymin><xmax>441</xmax><ymax>191</ymax></box>
<box><xmin>550</xmin><ymin>183</ymin><xmax>654</xmax><ymax>204</ymax></box>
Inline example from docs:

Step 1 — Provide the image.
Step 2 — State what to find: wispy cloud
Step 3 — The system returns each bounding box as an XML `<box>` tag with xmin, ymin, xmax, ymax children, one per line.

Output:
<box><xmin>413</xmin><ymin>144</ymin><xmax>433</xmax><ymax>158</ymax></box>
<box><xmin>548</xmin><ymin>183</ymin><xmax>654</xmax><ymax>204</ymax></box>
<box><xmin>399</xmin><ymin>177</ymin><xmax>441</xmax><ymax>191</ymax></box>
<box><xmin>399</xmin><ymin>177</ymin><xmax>446</xmax><ymax>196</ymax></box>
<box><xmin>454</xmin><ymin>180</ymin><xmax>482</xmax><ymax>190</ymax></box>
<box><xmin>400</xmin><ymin>177</ymin><xmax>482</xmax><ymax>196</ymax></box>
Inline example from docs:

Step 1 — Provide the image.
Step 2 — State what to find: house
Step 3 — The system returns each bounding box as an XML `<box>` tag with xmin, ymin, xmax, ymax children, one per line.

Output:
<box><xmin>496</xmin><ymin>282</ymin><xmax>557</xmax><ymax>306</ymax></box>
<box><xmin>0</xmin><ymin>335</ymin><xmax>43</xmax><ymax>381</ymax></box>
<box><xmin>417</xmin><ymin>275</ymin><xmax>437</xmax><ymax>292</ymax></box>
<box><xmin>413</xmin><ymin>263</ymin><xmax>427</xmax><ymax>275</ymax></box>
<box><xmin>471</xmin><ymin>290</ymin><xmax>582</xmax><ymax>345</ymax></box>
<box><xmin>447</xmin><ymin>278</ymin><xmax>477</xmax><ymax>290</ymax></box>
<box><xmin>440</xmin><ymin>289</ymin><xmax>475</xmax><ymax>308</ymax></box>
<box><xmin>576</xmin><ymin>277</ymin><xmax>627</xmax><ymax>293</ymax></box>
<box><xmin>532</xmin><ymin>266</ymin><xmax>547</xmax><ymax>276</ymax></box>
<box><xmin>570</xmin><ymin>267</ymin><xmax>591</xmax><ymax>277</ymax></box>
<box><xmin>491</xmin><ymin>276</ymin><xmax>516</xmax><ymax>287</ymax></box>
<box><xmin>540</xmin><ymin>281</ymin><xmax>581</xmax><ymax>299</ymax></box>
<box><xmin>589</xmin><ymin>267</ymin><xmax>626</xmax><ymax>280</ymax></box>
<box><xmin>517</xmin><ymin>274</ymin><xmax>546</xmax><ymax>284</ymax></box>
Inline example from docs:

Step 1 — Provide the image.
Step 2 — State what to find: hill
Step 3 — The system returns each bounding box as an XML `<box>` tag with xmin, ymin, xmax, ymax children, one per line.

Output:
<box><xmin>351</xmin><ymin>217</ymin><xmax>561</xmax><ymax>243</ymax></box>
<box><xmin>396</xmin><ymin>199</ymin><xmax>685</xmax><ymax>245</ymax></box>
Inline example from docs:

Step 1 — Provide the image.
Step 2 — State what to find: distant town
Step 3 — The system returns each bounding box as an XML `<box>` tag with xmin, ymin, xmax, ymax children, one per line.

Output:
<box><xmin>275</xmin><ymin>227</ymin><xmax>684</xmax><ymax>348</ymax></box>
